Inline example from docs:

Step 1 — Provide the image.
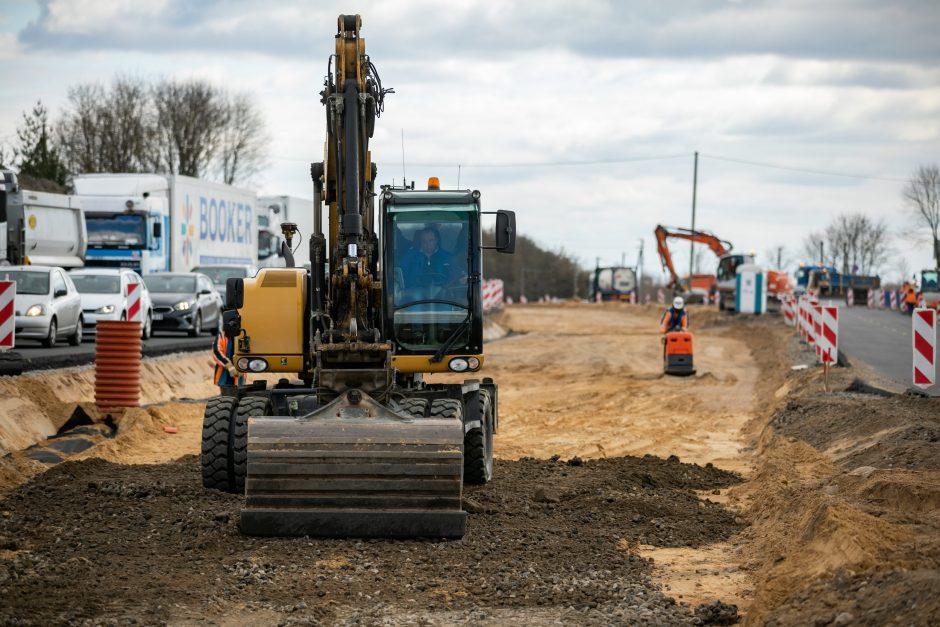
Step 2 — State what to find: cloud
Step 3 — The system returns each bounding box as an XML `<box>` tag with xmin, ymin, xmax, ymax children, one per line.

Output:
<box><xmin>17</xmin><ymin>0</ymin><xmax>940</xmax><ymax>65</ymax></box>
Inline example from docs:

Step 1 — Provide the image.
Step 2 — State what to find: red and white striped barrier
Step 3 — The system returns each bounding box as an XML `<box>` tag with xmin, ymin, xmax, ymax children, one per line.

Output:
<box><xmin>813</xmin><ymin>304</ymin><xmax>823</xmax><ymax>357</ymax></box>
<box><xmin>644</xmin><ymin>293</ymin><xmax>651</xmax><ymax>305</ymax></box>
<box><xmin>846</xmin><ymin>289</ymin><xmax>854</xmax><ymax>307</ymax></box>
<box><xmin>783</xmin><ymin>296</ymin><xmax>797</xmax><ymax>326</ymax></box>
<box><xmin>629</xmin><ymin>293</ymin><xmax>637</xmax><ymax>304</ymax></box>
<box><xmin>0</xmin><ymin>280</ymin><xmax>15</xmax><ymax>350</ymax></box>
<box><xmin>126</xmin><ymin>282</ymin><xmax>143</xmax><ymax>322</ymax></box>
<box><xmin>890</xmin><ymin>290</ymin><xmax>898</xmax><ymax>311</ymax></box>
<box><xmin>819</xmin><ymin>306</ymin><xmax>838</xmax><ymax>364</ymax></box>
<box><xmin>657</xmin><ymin>288</ymin><xmax>664</xmax><ymax>304</ymax></box>
<box><xmin>912</xmin><ymin>308</ymin><xmax>936</xmax><ymax>389</ymax></box>
<box><xmin>482</xmin><ymin>279</ymin><xmax>504</xmax><ymax>312</ymax></box>
<box><xmin>867</xmin><ymin>288</ymin><xmax>874</xmax><ymax>309</ymax></box>
<box><xmin>520</xmin><ymin>295</ymin><xmax>528</xmax><ymax>304</ymax></box>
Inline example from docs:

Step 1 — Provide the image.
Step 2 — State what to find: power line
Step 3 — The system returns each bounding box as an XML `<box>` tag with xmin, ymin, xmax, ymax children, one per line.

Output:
<box><xmin>701</xmin><ymin>153</ymin><xmax>908</xmax><ymax>183</ymax></box>
<box><xmin>266</xmin><ymin>153</ymin><xmax>689</xmax><ymax>168</ymax></box>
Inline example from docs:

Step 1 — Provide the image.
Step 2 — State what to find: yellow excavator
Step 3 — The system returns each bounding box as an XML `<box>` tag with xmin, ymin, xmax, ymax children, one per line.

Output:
<box><xmin>200</xmin><ymin>15</ymin><xmax>516</xmax><ymax>539</ymax></box>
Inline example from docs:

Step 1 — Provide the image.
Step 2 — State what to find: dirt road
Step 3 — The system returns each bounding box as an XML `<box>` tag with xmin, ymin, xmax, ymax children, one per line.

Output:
<box><xmin>1</xmin><ymin>303</ymin><xmax>937</xmax><ymax>625</ymax></box>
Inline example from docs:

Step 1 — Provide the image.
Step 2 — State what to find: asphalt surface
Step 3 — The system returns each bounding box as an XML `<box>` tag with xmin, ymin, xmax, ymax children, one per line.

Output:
<box><xmin>837</xmin><ymin>305</ymin><xmax>940</xmax><ymax>397</ymax></box>
<box><xmin>1</xmin><ymin>332</ymin><xmax>214</xmax><ymax>373</ymax></box>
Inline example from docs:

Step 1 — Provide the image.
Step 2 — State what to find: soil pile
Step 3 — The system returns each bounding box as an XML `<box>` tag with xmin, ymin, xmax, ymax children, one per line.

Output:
<box><xmin>0</xmin><ymin>455</ymin><xmax>742</xmax><ymax>625</ymax></box>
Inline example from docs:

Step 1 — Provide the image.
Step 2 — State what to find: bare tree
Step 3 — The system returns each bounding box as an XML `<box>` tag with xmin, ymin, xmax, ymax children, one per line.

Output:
<box><xmin>58</xmin><ymin>76</ymin><xmax>154</xmax><ymax>174</ymax></box>
<box><xmin>152</xmin><ymin>79</ymin><xmax>226</xmax><ymax>178</ymax></box>
<box><xmin>802</xmin><ymin>213</ymin><xmax>889</xmax><ymax>275</ymax></box>
<box><xmin>216</xmin><ymin>93</ymin><xmax>268</xmax><ymax>185</ymax></box>
<box><xmin>903</xmin><ymin>164</ymin><xmax>940</xmax><ymax>268</ymax></box>
<box><xmin>764</xmin><ymin>244</ymin><xmax>793</xmax><ymax>271</ymax></box>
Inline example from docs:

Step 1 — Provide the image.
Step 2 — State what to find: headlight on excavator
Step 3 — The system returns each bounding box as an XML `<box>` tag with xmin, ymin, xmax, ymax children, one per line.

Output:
<box><xmin>247</xmin><ymin>358</ymin><xmax>268</xmax><ymax>372</ymax></box>
<box><xmin>448</xmin><ymin>357</ymin><xmax>469</xmax><ymax>373</ymax></box>
<box><xmin>466</xmin><ymin>357</ymin><xmax>481</xmax><ymax>371</ymax></box>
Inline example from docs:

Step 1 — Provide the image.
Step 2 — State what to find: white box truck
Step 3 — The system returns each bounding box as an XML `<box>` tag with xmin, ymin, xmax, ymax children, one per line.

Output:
<box><xmin>256</xmin><ymin>195</ymin><xmax>315</xmax><ymax>268</ymax></box>
<box><xmin>1</xmin><ymin>170</ymin><xmax>87</xmax><ymax>268</ymax></box>
<box><xmin>72</xmin><ymin>173</ymin><xmax>257</xmax><ymax>274</ymax></box>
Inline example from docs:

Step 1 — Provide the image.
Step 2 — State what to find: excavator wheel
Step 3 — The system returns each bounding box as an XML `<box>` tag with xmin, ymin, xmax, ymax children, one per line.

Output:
<box><xmin>399</xmin><ymin>397</ymin><xmax>429</xmax><ymax>418</ymax></box>
<box><xmin>232</xmin><ymin>396</ymin><xmax>272</xmax><ymax>494</ymax></box>
<box><xmin>201</xmin><ymin>396</ymin><xmax>238</xmax><ymax>492</ymax></box>
<box><xmin>464</xmin><ymin>390</ymin><xmax>494</xmax><ymax>484</ymax></box>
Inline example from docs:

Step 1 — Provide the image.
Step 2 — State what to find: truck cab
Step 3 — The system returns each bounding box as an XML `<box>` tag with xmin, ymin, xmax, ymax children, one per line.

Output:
<box><xmin>73</xmin><ymin>174</ymin><xmax>169</xmax><ymax>274</ymax></box>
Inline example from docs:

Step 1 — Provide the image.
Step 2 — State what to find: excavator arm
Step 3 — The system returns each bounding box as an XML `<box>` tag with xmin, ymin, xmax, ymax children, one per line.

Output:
<box><xmin>654</xmin><ymin>225</ymin><xmax>733</xmax><ymax>290</ymax></box>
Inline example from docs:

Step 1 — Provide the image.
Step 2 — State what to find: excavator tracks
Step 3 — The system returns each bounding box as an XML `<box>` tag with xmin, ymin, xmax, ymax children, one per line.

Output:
<box><xmin>239</xmin><ymin>392</ymin><xmax>467</xmax><ymax>538</ymax></box>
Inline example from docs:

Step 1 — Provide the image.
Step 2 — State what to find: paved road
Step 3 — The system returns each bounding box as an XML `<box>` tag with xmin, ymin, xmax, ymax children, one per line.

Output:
<box><xmin>838</xmin><ymin>305</ymin><xmax>940</xmax><ymax>396</ymax></box>
<box><xmin>2</xmin><ymin>332</ymin><xmax>214</xmax><ymax>373</ymax></box>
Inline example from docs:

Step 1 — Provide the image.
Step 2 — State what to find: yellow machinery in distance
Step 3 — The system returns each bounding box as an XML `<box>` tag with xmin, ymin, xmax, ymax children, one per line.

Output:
<box><xmin>200</xmin><ymin>15</ymin><xmax>516</xmax><ymax>538</ymax></box>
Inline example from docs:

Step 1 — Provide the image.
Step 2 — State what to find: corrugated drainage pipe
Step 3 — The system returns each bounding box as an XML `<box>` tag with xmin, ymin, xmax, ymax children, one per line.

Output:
<box><xmin>95</xmin><ymin>320</ymin><xmax>142</xmax><ymax>410</ymax></box>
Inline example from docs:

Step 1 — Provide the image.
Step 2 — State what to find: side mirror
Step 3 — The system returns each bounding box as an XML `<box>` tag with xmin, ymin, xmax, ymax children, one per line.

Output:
<box><xmin>54</xmin><ymin>288</ymin><xmax>68</xmax><ymax>299</ymax></box>
<box><xmin>199</xmin><ymin>288</ymin><xmax>212</xmax><ymax>296</ymax></box>
<box><xmin>222</xmin><ymin>309</ymin><xmax>241</xmax><ymax>338</ymax></box>
<box><xmin>495</xmin><ymin>210</ymin><xmax>516</xmax><ymax>254</ymax></box>
<box><xmin>225</xmin><ymin>278</ymin><xmax>244</xmax><ymax>310</ymax></box>
<box><xmin>152</xmin><ymin>222</ymin><xmax>162</xmax><ymax>238</ymax></box>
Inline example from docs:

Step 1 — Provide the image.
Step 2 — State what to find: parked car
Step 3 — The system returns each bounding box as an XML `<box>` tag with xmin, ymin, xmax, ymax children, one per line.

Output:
<box><xmin>191</xmin><ymin>264</ymin><xmax>258</xmax><ymax>293</ymax></box>
<box><xmin>0</xmin><ymin>265</ymin><xmax>82</xmax><ymax>347</ymax></box>
<box><xmin>143</xmin><ymin>272</ymin><xmax>221</xmax><ymax>337</ymax></box>
<box><xmin>70</xmin><ymin>268</ymin><xmax>154</xmax><ymax>339</ymax></box>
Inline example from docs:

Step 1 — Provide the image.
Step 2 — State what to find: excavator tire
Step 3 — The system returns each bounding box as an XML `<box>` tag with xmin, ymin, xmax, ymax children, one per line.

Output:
<box><xmin>239</xmin><ymin>390</ymin><xmax>467</xmax><ymax>538</ymax></box>
<box><xmin>232</xmin><ymin>396</ymin><xmax>272</xmax><ymax>494</ymax></box>
<box><xmin>464</xmin><ymin>390</ymin><xmax>493</xmax><ymax>484</ymax></box>
<box><xmin>201</xmin><ymin>396</ymin><xmax>238</xmax><ymax>492</ymax></box>
<box><xmin>399</xmin><ymin>397</ymin><xmax>429</xmax><ymax>418</ymax></box>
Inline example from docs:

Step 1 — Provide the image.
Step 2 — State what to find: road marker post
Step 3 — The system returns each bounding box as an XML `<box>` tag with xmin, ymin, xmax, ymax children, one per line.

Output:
<box><xmin>657</xmin><ymin>288</ymin><xmax>664</xmax><ymax>304</ymax></box>
<box><xmin>847</xmin><ymin>289</ymin><xmax>854</xmax><ymax>307</ymax></box>
<box><xmin>912</xmin><ymin>308</ymin><xmax>936</xmax><ymax>389</ymax></box>
<box><xmin>867</xmin><ymin>288</ymin><xmax>874</xmax><ymax>309</ymax></box>
<box><xmin>0</xmin><ymin>280</ymin><xmax>15</xmax><ymax>351</ymax></box>
<box><xmin>819</xmin><ymin>306</ymin><xmax>839</xmax><ymax>392</ymax></box>
<box><xmin>126</xmin><ymin>282</ymin><xmax>142</xmax><ymax>322</ymax></box>
<box><xmin>890</xmin><ymin>290</ymin><xmax>898</xmax><ymax>311</ymax></box>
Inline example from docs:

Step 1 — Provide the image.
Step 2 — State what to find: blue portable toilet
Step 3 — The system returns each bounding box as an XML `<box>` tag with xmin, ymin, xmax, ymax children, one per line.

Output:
<box><xmin>735</xmin><ymin>264</ymin><xmax>766</xmax><ymax>314</ymax></box>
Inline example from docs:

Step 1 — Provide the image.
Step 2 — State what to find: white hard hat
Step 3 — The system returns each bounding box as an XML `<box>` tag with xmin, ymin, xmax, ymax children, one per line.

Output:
<box><xmin>673</xmin><ymin>296</ymin><xmax>685</xmax><ymax>309</ymax></box>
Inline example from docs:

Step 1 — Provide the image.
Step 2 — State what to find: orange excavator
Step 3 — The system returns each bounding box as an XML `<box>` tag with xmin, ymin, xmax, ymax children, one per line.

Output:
<box><xmin>654</xmin><ymin>225</ymin><xmax>731</xmax><ymax>302</ymax></box>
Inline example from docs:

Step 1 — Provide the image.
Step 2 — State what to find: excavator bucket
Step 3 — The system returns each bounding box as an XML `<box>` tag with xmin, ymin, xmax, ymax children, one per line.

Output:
<box><xmin>240</xmin><ymin>391</ymin><xmax>467</xmax><ymax>538</ymax></box>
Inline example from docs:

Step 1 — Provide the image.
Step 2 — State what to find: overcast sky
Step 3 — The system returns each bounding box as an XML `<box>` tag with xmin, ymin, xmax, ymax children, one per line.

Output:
<box><xmin>1</xmin><ymin>0</ymin><xmax>938</xmax><ymax>281</ymax></box>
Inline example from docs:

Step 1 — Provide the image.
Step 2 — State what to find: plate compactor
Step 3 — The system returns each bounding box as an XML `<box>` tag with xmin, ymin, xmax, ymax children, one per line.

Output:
<box><xmin>199</xmin><ymin>15</ymin><xmax>516</xmax><ymax>539</ymax></box>
<box><xmin>663</xmin><ymin>331</ymin><xmax>696</xmax><ymax>376</ymax></box>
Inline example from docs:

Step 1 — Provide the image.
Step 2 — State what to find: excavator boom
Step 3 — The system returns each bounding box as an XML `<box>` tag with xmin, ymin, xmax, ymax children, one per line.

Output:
<box><xmin>654</xmin><ymin>225</ymin><xmax>733</xmax><ymax>291</ymax></box>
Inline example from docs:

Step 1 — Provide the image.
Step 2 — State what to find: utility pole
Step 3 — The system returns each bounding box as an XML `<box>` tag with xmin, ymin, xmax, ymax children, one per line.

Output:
<box><xmin>636</xmin><ymin>238</ymin><xmax>645</xmax><ymax>297</ymax></box>
<box><xmin>621</xmin><ymin>251</ymin><xmax>626</xmax><ymax>266</ymax></box>
<box><xmin>819</xmin><ymin>241</ymin><xmax>824</xmax><ymax>266</ymax></box>
<box><xmin>776</xmin><ymin>246</ymin><xmax>783</xmax><ymax>270</ymax></box>
<box><xmin>689</xmin><ymin>151</ymin><xmax>699</xmax><ymax>291</ymax></box>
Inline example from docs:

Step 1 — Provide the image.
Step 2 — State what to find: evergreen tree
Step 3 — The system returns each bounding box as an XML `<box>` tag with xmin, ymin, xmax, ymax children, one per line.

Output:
<box><xmin>14</xmin><ymin>100</ymin><xmax>67</xmax><ymax>185</ymax></box>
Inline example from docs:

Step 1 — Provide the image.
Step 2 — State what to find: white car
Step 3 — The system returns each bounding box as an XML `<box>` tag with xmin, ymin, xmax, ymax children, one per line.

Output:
<box><xmin>0</xmin><ymin>265</ymin><xmax>83</xmax><ymax>347</ymax></box>
<box><xmin>70</xmin><ymin>268</ymin><xmax>154</xmax><ymax>339</ymax></box>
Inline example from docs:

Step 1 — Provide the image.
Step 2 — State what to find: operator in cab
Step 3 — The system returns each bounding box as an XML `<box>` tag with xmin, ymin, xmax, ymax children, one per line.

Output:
<box><xmin>401</xmin><ymin>226</ymin><xmax>457</xmax><ymax>295</ymax></box>
<box><xmin>660</xmin><ymin>296</ymin><xmax>689</xmax><ymax>333</ymax></box>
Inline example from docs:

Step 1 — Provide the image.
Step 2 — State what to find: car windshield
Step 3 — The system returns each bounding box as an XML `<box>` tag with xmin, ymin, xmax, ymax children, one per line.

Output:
<box><xmin>194</xmin><ymin>266</ymin><xmax>248</xmax><ymax>285</ymax></box>
<box><xmin>71</xmin><ymin>274</ymin><xmax>121</xmax><ymax>294</ymax></box>
<box><xmin>0</xmin><ymin>270</ymin><xmax>49</xmax><ymax>295</ymax></box>
<box><xmin>86</xmin><ymin>214</ymin><xmax>147</xmax><ymax>247</ymax></box>
<box><xmin>389</xmin><ymin>206</ymin><xmax>473</xmax><ymax>350</ymax></box>
<box><xmin>144</xmin><ymin>276</ymin><xmax>195</xmax><ymax>293</ymax></box>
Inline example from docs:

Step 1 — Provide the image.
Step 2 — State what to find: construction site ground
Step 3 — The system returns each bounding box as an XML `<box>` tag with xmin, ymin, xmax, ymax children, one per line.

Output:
<box><xmin>1</xmin><ymin>303</ymin><xmax>938</xmax><ymax>625</ymax></box>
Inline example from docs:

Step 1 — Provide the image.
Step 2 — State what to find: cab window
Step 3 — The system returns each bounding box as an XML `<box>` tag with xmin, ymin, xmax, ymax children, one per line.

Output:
<box><xmin>389</xmin><ymin>206</ymin><xmax>473</xmax><ymax>351</ymax></box>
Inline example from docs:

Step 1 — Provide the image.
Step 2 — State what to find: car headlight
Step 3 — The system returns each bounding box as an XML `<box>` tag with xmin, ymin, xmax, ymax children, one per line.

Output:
<box><xmin>174</xmin><ymin>300</ymin><xmax>192</xmax><ymax>311</ymax></box>
<box><xmin>96</xmin><ymin>304</ymin><xmax>115</xmax><ymax>314</ymax></box>
<box><xmin>25</xmin><ymin>304</ymin><xmax>44</xmax><ymax>317</ymax></box>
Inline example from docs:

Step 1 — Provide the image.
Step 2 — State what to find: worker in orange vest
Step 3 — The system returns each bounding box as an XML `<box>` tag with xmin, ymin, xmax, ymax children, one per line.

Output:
<box><xmin>212</xmin><ymin>331</ymin><xmax>244</xmax><ymax>396</ymax></box>
<box><xmin>660</xmin><ymin>296</ymin><xmax>689</xmax><ymax>333</ymax></box>
<box><xmin>904</xmin><ymin>280</ymin><xmax>918</xmax><ymax>314</ymax></box>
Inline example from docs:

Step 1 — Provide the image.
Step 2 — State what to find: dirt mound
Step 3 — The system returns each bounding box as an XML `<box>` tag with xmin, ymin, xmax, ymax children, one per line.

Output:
<box><xmin>0</xmin><ymin>455</ymin><xmax>741</xmax><ymax>625</ymax></box>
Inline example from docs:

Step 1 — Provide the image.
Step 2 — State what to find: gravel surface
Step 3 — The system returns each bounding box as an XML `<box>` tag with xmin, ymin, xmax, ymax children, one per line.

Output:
<box><xmin>0</xmin><ymin>454</ymin><xmax>743</xmax><ymax>625</ymax></box>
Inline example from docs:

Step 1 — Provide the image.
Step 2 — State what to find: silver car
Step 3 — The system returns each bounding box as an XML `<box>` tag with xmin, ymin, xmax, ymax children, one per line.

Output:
<box><xmin>70</xmin><ymin>268</ymin><xmax>154</xmax><ymax>339</ymax></box>
<box><xmin>1</xmin><ymin>266</ymin><xmax>83</xmax><ymax>347</ymax></box>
